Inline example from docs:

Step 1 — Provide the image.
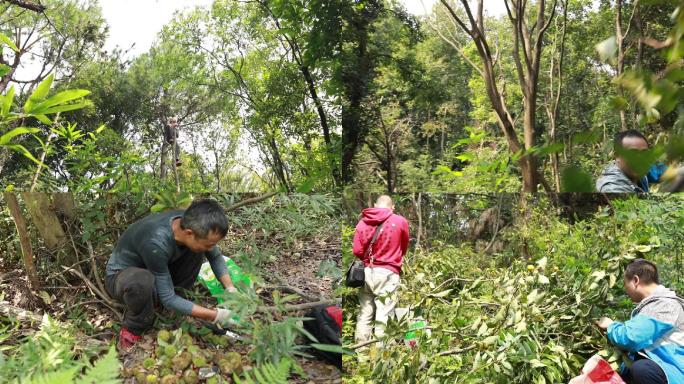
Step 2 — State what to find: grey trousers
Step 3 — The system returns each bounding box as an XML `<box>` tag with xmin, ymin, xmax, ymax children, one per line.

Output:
<box><xmin>105</xmin><ymin>254</ymin><xmax>204</xmax><ymax>334</ymax></box>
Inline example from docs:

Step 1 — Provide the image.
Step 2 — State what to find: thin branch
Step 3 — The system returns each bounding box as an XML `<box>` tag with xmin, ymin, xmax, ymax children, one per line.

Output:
<box><xmin>437</xmin><ymin>344</ymin><xmax>477</xmax><ymax>356</ymax></box>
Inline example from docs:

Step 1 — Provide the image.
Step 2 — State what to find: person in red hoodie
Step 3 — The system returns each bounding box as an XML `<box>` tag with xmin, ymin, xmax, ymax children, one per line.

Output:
<box><xmin>353</xmin><ymin>195</ymin><xmax>410</xmax><ymax>344</ymax></box>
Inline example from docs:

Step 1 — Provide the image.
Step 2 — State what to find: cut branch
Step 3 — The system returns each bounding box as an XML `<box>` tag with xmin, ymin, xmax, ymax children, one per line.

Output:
<box><xmin>224</xmin><ymin>191</ymin><xmax>278</xmax><ymax>212</ymax></box>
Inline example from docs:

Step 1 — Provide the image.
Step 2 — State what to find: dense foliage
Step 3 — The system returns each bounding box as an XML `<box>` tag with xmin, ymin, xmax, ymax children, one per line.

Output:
<box><xmin>342</xmin><ymin>193</ymin><xmax>684</xmax><ymax>383</ymax></box>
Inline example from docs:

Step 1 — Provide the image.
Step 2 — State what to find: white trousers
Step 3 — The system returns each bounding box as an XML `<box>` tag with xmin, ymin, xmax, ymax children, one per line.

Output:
<box><xmin>354</xmin><ymin>267</ymin><xmax>400</xmax><ymax>343</ymax></box>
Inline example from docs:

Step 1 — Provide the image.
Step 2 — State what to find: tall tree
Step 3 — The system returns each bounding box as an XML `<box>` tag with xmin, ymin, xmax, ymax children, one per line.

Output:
<box><xmin>437</xmin><ymin>0</ymin><xmax>559</xmax><ymax>192</ymax></box>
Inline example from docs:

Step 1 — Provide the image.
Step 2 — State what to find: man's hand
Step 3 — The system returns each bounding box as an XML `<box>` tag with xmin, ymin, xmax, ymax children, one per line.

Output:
<box><xmin>214</xmin><ymin>308</ymin><xmax>233</xmax><ymax>326</ymax></box>
<box><xmin>596</xmin><ymin>316</ymin><xmax>614</xmax><ymax>331</ymax></box>
<box><xmin>225</xmin><ymin>286</ymin><xmax>237</xmax><ymax>293</ymax></box>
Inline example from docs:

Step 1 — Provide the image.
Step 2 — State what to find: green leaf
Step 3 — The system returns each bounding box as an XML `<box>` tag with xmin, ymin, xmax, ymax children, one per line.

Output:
<box><xmin>310</xmin><ymin>343</ymin><xmax>353</xmax><ymax>354</ymax></box>
<box><xmin>30</xmin><ymin>89</ymin><xmax>91</xmax><ymax>114</ymax></box>
<box><xmin>3</xmin><ymin>144</ymin><xmax>42</xmax><ymax>165</ymax></box>
<box><xmin>666</xmin><ymin>135</ymin><xmax>684</xmax><ymax>161</ymax></box>
<box><xmin>35</xmin><ymin>101</ymin><xmax>92</xmax><ymax>115</ymax></box>
<box><xmin>33</xmin><ymin>114</ymin><xmax>52</xmax><ymax>125</ymax></box>
<box><xmin>535</xmin><ymin>143</ymin><xmax>565</xmax><ymax>157</ymax></box>
<box><xmin>615</xmin><ymin>146</ymin><xmax>664</xmax><ymax>179</ymax></box>
<box><xmin>29</xmin><ymin>367</ymin><xmax>80</xmax><ymax>384</ymax></box>
<box><xmin>2</xmin><ymin>85</ymin><xmax>14</xmax><ymax>116</ymax></box>
<box><xmin>0</xmin><ymin>32</ymin><xmax>19</xmax><ymax>52</ymax></box>
<box><xmin>0</xmin><ymin>127</ymin><xmax>40</xmax><ymax>145</ymax></box>
<box><xmin>609</xmin><ymin>96</ymin><xmax>629</xmax><ymax>111</ymax></box>
<box><xmin>295</xmin><ymin>176</ymin><xmax>316</xmax><ymax>193</ymax></box>
<box><xmin>24</xmin><ymin>73</ymin><xmax>54</xmax><ymax>113</ymax></box>
<box><xmin>0</xmin><ymin>63</ymin><xmax>10</xmax><ymax>77</ymax></box>
<box><xmin>561</xmin><ymin>166</ymin><xmax>594</xmax><ymax>192</ymax></box>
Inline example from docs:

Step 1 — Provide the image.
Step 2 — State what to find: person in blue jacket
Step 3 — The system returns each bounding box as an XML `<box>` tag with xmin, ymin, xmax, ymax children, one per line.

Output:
<box><xmin>597</xmin><ymin>259</ymin><xmax>684</xmax><ymax>384</ymax></box>
<box><xmin>596</xmin><ymin>130</ymin><xmax>669</xmax><ymax>193</ymax></box>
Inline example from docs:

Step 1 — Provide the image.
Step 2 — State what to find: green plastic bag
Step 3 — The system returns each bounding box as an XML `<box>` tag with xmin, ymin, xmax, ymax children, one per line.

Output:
<box><xmin>197</xmin><ymin>256</ymin><xmax>251</xmax><ymax>304</ymax></box>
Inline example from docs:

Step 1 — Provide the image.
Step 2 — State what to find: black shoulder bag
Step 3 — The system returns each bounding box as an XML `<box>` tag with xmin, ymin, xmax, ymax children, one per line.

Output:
<box><xmin>345</xmin><ymin>222</ymin><xmax>385</xmax><ymax>288</ymax></box>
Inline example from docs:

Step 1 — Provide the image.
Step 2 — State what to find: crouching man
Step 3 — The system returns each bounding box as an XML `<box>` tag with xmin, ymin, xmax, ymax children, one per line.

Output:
<box><xmin>597</xmin><ymin>259</ymin><xmax>684</xmax><ymax>384</ymax></box>
<box><xmin>105</xmin><ymin>198</ymin><xmax>236</xmax><ymax>349</ymax></box>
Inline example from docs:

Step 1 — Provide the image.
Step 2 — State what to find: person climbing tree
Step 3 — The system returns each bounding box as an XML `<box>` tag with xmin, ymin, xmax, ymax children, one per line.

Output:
<box><xmin>105</xmin><ymin>198</ymin><xmax>237</xmax><ymax>350</ymax></box>
<box><xmin>353</xmin><ymin>195</ymin><xmax>409</xmax><ymax>345</ymax></box>
<box><xmin>596</xmin><ymin>259</ymin><xmax>684</xmax><ymax>384</ymax></box>
<box><xmin>164</xmin><ymin>116</ymin><xmax>182</xmax><ymax>167</ymax></box>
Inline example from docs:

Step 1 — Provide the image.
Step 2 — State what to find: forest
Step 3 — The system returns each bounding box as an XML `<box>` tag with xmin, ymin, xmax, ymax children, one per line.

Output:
<box><xmin>1</xmin><ymin>0</ymin><xmax>683</xmax><ymax>383</ymax></box>
<box><xmin>341</xmin><ymin>0</ymin><xmax>684</xmax><ymax>193</ymax></box>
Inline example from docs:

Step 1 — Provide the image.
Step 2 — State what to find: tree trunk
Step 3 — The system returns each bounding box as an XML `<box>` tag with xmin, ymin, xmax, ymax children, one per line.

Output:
<box><xmin>268</xmin><ymin>134</ymin><xmax>291</xmax><ymax>192</ymax></box>
<box><xmin>160</xmin><ymin>139</ymin><xmax>169</xmax><ymax>179</ymax></box>
<box><xmin>20</xmin><ymin>192</ymin><xmax>68</xmax><ymax>250</ymax></box>
<box><xmin>4</xmin><ymin>192</ymin><xmax>40</xmax><ymax>290</ymax></box>
<box><xmin>413</xmin><ymin>192</ymin><xmax>422</xmax><ymax>249</ymax></box>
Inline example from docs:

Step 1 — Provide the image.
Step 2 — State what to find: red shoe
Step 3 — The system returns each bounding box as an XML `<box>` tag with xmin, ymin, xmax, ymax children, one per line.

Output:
<box><xmin>118</xmin><ymin>327</ymin><xmax>142</xmax><ymax>350</ymax></box>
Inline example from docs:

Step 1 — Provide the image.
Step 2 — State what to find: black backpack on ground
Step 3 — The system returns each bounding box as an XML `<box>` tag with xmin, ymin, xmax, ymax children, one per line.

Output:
<box><xmin>303</xmin><ymin>305</ymin><xmax>342</xmax><ymax>369</ymax></box>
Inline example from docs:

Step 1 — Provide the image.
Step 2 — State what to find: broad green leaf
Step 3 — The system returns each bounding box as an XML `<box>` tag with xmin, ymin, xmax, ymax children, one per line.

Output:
<box><xmin>666</xmin><ymin>135</ymin><xmax>684</xmax><ymax>161</ymax></box>
<box><xmin>615</xmin><ymin>146</ymin><xmax>664</xmax><ymax>179</ymax></box>
<box><xmin>24</xmin><ymin>73</ymin><xmax>54</xmax><ymax>113</ymax></box>
<box><xmin>3</xmin><ymin>144</ymin><xmax>42</xmax><ymax>165</ymax></box>
<box><xmin>0</xmin><ymin>32</ymin><xmax>19</xmax><ymax>52</ymax></box>
<box><xmin>2</xmin><ymin>85</ymin><xmax>14</xmax><ymax>116</ymax></box>
<box><xmin>534</xmin><ymin>143</ymin><xmax>565</xmax><ymax>157</ymax></box>
<box><xmin>561</xmin><ymin>166</ymin><xmax>594</xmax><ymax>192</ymax></box>
<box><xmin>0</xmin><ymin>127</ymin><xmax>40</xmax><ymax>145</ymax></box>
<box><xmin>30</xmin><ymin>89</ymin><xmax>91</xmax><ymax>114</ymax></box>
<box><xmin>35</xmin><ymin>101</ymin><xmax>92</xmax><ymax>115</ymax></box>
<box><xmin>609</xmin><ymin>96</ymin><xmax>629</xmax><ymax>111</ymax></box>
<box><xmin>310</xmin><ymin>343</ymin><xmax>353</xmax><ymax>354</ymax></box>
<box><xmin>34</xmin><ymin>114</ymin><xmax>52</xmax><ymax>125</ymax></box>
<box><xmin>295</xmin><ymin>176</ymin><xmax>316</xmax><ymax>193</ymax></box>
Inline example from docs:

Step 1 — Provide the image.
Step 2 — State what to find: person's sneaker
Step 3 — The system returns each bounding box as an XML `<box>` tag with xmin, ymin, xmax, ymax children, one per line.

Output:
<box><xmin>117</xmin><ymin>327</ymin><xmax>142</xmax><ymax>350</ymax></box>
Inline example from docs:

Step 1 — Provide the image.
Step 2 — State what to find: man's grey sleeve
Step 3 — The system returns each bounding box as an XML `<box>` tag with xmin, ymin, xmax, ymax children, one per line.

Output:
<box><xmin>140</xmin><ymin>242</ymin><xmax>193</xmax><ymax>315</ymax></box>
<box><xmin>596</xmin><ymin>179</ymin><xmax>635</xmax><ymax>193</ymax></box>
<box><xmin>207</xmin><ymin>247</ymin><xmax>228</xmax><ymax>281</ymax></box>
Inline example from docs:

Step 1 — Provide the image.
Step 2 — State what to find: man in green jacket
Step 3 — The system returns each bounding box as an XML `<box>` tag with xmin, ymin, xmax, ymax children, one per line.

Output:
<box><xmin>105</xmin><ymin>198</ymin><xmax>236</xmax><ymax>349</ymax></box>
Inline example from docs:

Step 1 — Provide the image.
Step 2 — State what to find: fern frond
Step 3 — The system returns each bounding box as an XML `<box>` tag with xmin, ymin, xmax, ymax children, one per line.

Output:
<box><xmin>74</xmin><ymin>345</ymin><xmax>120</xmax><ymax>384</ymax></box>
<box><xmin>234</xmin><ymin>358</ymin><xmax>292</xmax><ymax>384</ymax></box>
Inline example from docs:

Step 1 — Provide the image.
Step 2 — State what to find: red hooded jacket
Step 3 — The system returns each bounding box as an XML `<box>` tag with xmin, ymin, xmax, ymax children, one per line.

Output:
<box><xmin>352</xmin><ymin>208</ymin><xmax>409</xmax><ymax>275</ymax></box>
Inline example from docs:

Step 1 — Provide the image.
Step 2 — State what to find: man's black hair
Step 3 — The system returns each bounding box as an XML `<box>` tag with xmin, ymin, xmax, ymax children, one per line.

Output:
<box><xmin>180</xmin><ymin>198</ymin><xmax>228</xmax><ymax>239</ymax></box>
<box><xmin>624</xmin><ymin>258</ymin><xmax>659</xmax><ymax>285</ymax></box>
<box><xmin>614</xmin><ymin>129</ymin><xmax>649</xmax><ymax>153</ymax></box>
